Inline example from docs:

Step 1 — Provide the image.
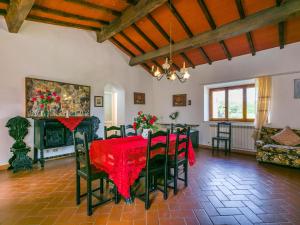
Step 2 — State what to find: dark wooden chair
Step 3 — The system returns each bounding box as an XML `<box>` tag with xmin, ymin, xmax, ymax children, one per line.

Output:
<box><xmin>124</xmin><ymin>124</ymin><xmax>137</xmax><ymax>137</ymax></box>
<box><xmin>73</xmin><ymin>131</ymin><xmax>119</xmax><ymax>216</ymax></box>
<box><xmin>136</xmin><ymin>129</ymin><xmax>170</xmax><ymax>209</ymax></box>
<box><xmin>171</xmin><ymin>123</ymin><xmax>187</xmax><ymax>134</ymax></box>
<box><xmin>212</xmin><ymin>122</ymin><xmax>232</xmax><ymax>155</ymax></box>
<box><xmin>104</xmin><ymin>125</ymin><xmax>124</xmax><ymax>139</ymax></box>
<box><xmin>168</xmin><ymin>127</ymin><xmax>190</xmax><ymax>195</ymax></box>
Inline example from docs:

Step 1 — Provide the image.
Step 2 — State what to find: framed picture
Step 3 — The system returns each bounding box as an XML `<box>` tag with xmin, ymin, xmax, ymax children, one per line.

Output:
<box><xmin>94</xmin><ymin>96</ymin><xmax>103</xmax><ymax>107</ymax></box>
<box><xmin>134</xmin><ymin>92</ymin><xmax>145</xmax><ymax>104</ymax></box>
<box><xmin>173</xmin><ymin>94</ymin><xmax>187</xmax><ymax>106</ymax></box>
<box><xmin>25</xmin><ymin>77</ymin><xmax>90</xmax><ymax>118</ymax></box>
<box><xmin>294</xmin><ymin>79</ymin><xmax>300</xmax><ymax>98</ymax></box>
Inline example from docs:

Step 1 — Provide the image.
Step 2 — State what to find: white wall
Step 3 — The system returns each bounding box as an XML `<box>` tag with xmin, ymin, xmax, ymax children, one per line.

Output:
<box><xmin>152</xmin><ymin>42</ymin><xmax>300</xmax><ymax>147</ymax></box>
<box><xmin>0</xmin><ymin>17</ymin><xmax>154</xmax><ymax>165</ymax></box>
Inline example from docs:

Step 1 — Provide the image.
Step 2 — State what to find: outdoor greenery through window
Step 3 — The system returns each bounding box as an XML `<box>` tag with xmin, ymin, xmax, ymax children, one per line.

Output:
<box><xmin>209</xmin><ymin>84</ymin><xmax>255</xmax><ymax>122</ymax></box>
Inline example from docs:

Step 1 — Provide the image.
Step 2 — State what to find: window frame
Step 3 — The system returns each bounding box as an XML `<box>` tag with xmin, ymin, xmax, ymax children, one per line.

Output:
<box><xmin>209</xmin><ymin>84</ymin><xmax>255</xmax><ymax>122</ymax></box>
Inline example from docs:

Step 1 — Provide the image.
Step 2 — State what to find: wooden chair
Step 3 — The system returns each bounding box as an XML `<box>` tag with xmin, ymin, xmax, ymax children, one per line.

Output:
<box><xmin>136</xmin><ymin>129</ymin><xmax>170</xmax><ymax>209</ymax></box>
<box><xmin>212</xmin><ymin>122</ymin><xmax>232</xmax><ymax>155</ymax></box>
<box><xmin>171</xmin><ymin>123</ymin><xmax>187</xmax><ymax>134</ymax></box>
<box><xmin>73</xmin><ymin>131</ymin><xmax>119</xmax><ymax>216</ymax></box>
<box><xmin>104</xmin><ymin>125</ymin><xmax>124</xmax><ymax>139</ymax></box>
<box><xmin>168</xmin><ymin>127</ymin><xmax>190</xmax><ymax>195</ymax></box>
<box><xmin>124</xmin><ymin>124</ymin><xmax>137</xmax><ymax>137</ymax></box>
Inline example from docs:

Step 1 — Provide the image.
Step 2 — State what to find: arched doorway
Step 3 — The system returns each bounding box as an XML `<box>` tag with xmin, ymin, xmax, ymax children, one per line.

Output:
<box><xmin>103</xmin><ymin>84</ymin><xmax>125</xmax><ymax>127</ymax></box>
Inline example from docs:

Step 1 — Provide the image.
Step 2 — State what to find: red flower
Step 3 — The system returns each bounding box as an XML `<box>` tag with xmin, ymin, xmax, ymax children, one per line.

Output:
<box><xmin>52</xmin><ymin>92</ymin><xmax>57</xmax><ymax>96</ymax></box>
<box><xmin>36</xmin><ymin>90</ymin><xmax>41</xmax><ymax>94</ymax></box>
<box><xmin>133</xmin><ymin>122</ymin><xmax>137</xmax><ymax>130</ymax></box>
<box><xmin>143</xmin><ymin>116</ymin><xmax>147</xmax><ymax>121</ymax></box>
<box><xmin>138</xmin><ymin>111</ymin><xmax>143</xmax><ymax>116</ymax></box>
<box><xmin>40</xmin><ymin>95</ymin><xmax>45</xmax><ymax>99</ymax></box>
<box><xmin>55</xmin><ymin>96</ymin><xmax>61</xmax><ymax>103</ymax></box>
<box><xmin>31</xmin><ymin>97</ymin><xmax>37</xmax><ymax>102</ymax></box>
<box><xmin>40</xmin><ymin>104</ymin><xmax>44</xmax><ymax>109</ymax></box>
<box><xmin>152</xmin><ymin>116</ymin><xmax>157</xmax><ymax>121</ymax></box>
<box><xmin>47</xmin><ymin>96</ymin><xmax>52</xmax><ymax>101</ymax></box>
<box><xmin>149</xmin><ymin>119</ymin><xmax>154</xmax><ymax>125</ymax></box>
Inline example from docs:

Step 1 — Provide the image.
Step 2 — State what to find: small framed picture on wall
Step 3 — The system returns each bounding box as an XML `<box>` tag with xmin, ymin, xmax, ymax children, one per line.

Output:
<box><xmin>94</xmin><ymin>96</ymin><xmax>103</xmax><ymax>107</ymax></box>
<box><xmin>173</xmin><ymin>94</ymin><xmax>187</xmax><ymax>106</ymax></box>
<box><xmin>134</xmin><ymin>92</ymin><xmax>145</xmax><ymax>104</ymax></box>
<box><xmin>294</xmin><ymin>79</ymin><xmax>300</xmax><ymax>98</ymax></box>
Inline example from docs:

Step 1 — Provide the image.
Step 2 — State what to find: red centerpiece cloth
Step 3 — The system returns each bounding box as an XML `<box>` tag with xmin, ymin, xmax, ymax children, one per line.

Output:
<box><xmin>56</xmin><ymin>117</ymin><xmax>85</xmax><ymax>131</ymax></box>
<box><xmin>90</xmin><ymin>134</ymin><xmax>196</xmax><ymax>199</ymax></box>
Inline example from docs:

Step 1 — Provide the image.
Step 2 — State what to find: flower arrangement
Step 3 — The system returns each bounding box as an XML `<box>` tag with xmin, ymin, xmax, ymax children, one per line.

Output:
<box><xmin>133</xmin><ymin>111</ymin><xmax>158</xmax><ymax>131</ymax></box>
<box><xmin>31</xmin><ymin>89</ymin><xmax>60</xmax><ymax>117</ymax></box>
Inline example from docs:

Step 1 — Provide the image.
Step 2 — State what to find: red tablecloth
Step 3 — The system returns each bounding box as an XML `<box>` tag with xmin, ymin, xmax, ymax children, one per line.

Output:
<box><xmin>90</xmin><ymin>134</ymin><xmax>196</xmax><ymax>198</ymax></box>
<box><xmin>56</xmin><ymin>117</ymin><xmax>85</xmax><ymax>131</ymax></box>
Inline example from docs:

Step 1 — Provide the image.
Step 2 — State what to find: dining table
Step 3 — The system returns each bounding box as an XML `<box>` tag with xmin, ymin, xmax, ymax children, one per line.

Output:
<box><xmin>89</xmin><ymin>134</ymin><xmax>196</xmax><ymax>200</ymax></box>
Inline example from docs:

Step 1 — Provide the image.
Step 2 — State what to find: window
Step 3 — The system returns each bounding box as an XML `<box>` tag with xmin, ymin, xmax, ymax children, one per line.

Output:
<box><xmin>209</xmin><ymin>84</ymin><xmax>255</xmax><ymax>122</ymax></box>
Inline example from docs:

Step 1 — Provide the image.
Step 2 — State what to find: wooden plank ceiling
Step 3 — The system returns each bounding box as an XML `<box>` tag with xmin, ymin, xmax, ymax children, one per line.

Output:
<box><xmin>0</xmin><ymin>0</ymin><xmax>300</xmax><ymax>74</ymax></box>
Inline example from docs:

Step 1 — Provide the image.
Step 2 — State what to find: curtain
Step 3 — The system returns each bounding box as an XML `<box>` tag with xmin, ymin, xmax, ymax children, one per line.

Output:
<box><xmin>253</xmin><ymin>76</ymin><xmax>272</xmax><ymax>140</ymax></box>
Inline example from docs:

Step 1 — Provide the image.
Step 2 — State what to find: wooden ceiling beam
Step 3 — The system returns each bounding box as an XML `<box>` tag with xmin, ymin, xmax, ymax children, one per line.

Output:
<box><xmin>64</xmin><ymin>0</ymin><xmax>121</xmax><ymax>17</ymax></box>
<box><xmin>32</xmin><ymin>5</ymin><xmax>109</xmax><ymax>26</ymax></box>
<box><xmin>96</xmin><ymin>0</ymin><xmax>168</xmax><ymax>43</ymax></box>
<box><xmin>131</xmin><ymin>23</ymin><xmax>181</xmax><ymax>70</ymax></box>
<box><xmin>235</xmin><ymin>0</ymin><xmax>256</xmax><ymax>56</ymax></box>
<box><xmin>277</xmin><ymin>0</ymin><xmax>285</xmax><ymax>49</ymax></box>
<box><xmin>5</xmin><ymin>0</ymin><xmax>35</xmax><ymax>33</ymax></box>
<box><xmin>279</xmin><ymin>21</ymin><xmax>285</xmax><ymax>49</ymax></box>
<box><xmin>110</xmin><ymin>37</ymin><xmax>152</xmax><ymax>73</ymax></box>
<box><xmin>27</xmin><ymin>15</ymin><xmax>101</xmax><ymax>31</ymax></box>
<box><xmin>129</xmin><ymin>0</ymin><xmax>300</xmax><ymax>66</ymax></box>
<box><xmin>197</xmin><ymin>0</ymin><xmax>232</xmax><ymax>60</ymax></box>
<box><xmin>146</xmin><ymin>14</ymin><xmax>196</xmax><ymax>68</ymax></box>
<box><xmin>119</xmin><ymin>31</ymin><xmax>164</xmax><ymax>71</ymax></box>
<box><xmin>167</xmin><ymin>2</ymin><xmax>199</xmax><ymax>68</ymax></box>
<box><xmin>148</xmin><ymin>12</ymin><xmax>211</xmax><ymax>65</ymax></box>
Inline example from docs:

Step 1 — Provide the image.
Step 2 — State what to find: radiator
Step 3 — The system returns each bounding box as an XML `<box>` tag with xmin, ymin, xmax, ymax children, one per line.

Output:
<box><xmin>209</xmin><ymin>124</ymin><xmax>255</xmax><ymax>152</ymax></box>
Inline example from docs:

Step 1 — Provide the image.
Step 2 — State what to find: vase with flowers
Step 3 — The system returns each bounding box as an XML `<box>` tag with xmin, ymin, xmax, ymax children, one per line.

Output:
<box><xmin>133</xmin><ymin>111</ymin><xmax>158</xmax><ymax>139</ymax></box>
<box><xmin>31</xmin><ymin>89</ymin><xmax>61</xmax><ymax>118</ymax></box>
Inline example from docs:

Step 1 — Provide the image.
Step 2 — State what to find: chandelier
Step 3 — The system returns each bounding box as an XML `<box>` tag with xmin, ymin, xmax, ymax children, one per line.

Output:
<box><xmin>151</xmin><ymin>3</ymin><xmax>191</xmax><ymax>83</ymax></box>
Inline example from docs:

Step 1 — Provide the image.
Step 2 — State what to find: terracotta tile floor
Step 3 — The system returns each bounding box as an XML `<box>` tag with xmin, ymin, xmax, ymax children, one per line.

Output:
<box><xmin>0</xmin><ymin>149</ymin><xmax>300</xmax><ymax>225</ymax></box>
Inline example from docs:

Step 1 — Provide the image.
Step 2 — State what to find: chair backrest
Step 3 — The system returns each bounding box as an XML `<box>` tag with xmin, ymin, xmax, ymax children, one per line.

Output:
<box><xmin>124</xmin><ymin>124</ymin><xmax>137</xmax><ymax>137</ymax></box>
<box><xmin>73</xmin><ymin>131</ymin><xmax>91</xmax><ymax>175</ymax></box>
<box><xmin>175</xmin><ymin>126</ymin><xmax>190</xmax><ymax>161</ymax></box>
<box><xmin>146</xmin><ymin>129</ymin><xmax>170</xmax><ymax>175</ymax></box>
<box><xmin>217</xmin><ymin>122</ymin><xmax>232</xmax><ymax>139</ymax></box>
<box><xmin>104</xmin><ymin>125</ymin><xmax>124</xmax><ymax>139</ymax></box>
<box><xmin>171</xmin><ymin>123</ymin><xmax>187</xmax><ymax>134</ymax></box>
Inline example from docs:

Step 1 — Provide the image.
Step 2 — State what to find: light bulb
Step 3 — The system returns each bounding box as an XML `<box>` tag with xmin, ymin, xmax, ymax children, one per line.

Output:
<box><xmin>154</xmin><ymin>68</ymin><xmax>161</xmax><ymax>77</ymax></box>
<box><xmin>170</xmin><ymin>72</ymin><xmax>176</xmax><ymax>81</ymax></box>
<box><xmin>183</xmin><ymin>71</ymin><xmax>190</xmax><ymax>79</ymax></box>
<box><xmin>162</xmin><ymin>58</ymin><xmax>170</xmax><ymax>70</ymax></box>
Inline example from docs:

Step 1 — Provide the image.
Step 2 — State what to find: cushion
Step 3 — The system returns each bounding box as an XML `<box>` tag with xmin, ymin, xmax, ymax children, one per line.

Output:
<box><xmin>271</xmin><ymin>127</ymin><xmax>300</xmax><ymax>146</ymax></box>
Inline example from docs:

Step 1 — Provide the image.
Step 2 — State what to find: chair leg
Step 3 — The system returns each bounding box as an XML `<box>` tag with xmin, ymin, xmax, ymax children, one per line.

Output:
<box><xmin>217</xmin><ymin>139</ymin><xmax>220</xmax><ymax>152</ymax></box>
<box><xmin>145</xmin><ymin>174</ymin><xmax>150</xmax><ymax>209</ymax></box>
<box><xmin>114</xmin><ymin>185</ymin><xmax>120</xmax><ymax>204</ymax></box>
<box><xmin>212</xmin><ymin>138</ymin><xmax>215</xmax><ymax>154</ymax></box>
<box><xmin>100</xmin><ymin>178</ymin><xmax>104</xmax><ymax>194</ymax></box>
<box><xmin>229</xmin><ymin>140</ymin><xmax>232</xmax><ymax>153</ymax></box>
<box><xmin>164</xmin><ymin>167</ymin><xmax>168</xmax><ymax>200</ymax></box>
<box><xmin>87</xmin><ymin>180</ymin><xmax>92</xmax><ymax>216</ymax></box>
<box><xmin>225</xmin><ymin>140</ymin><xmax>228</xmax><ymax>156</ymax></box>
<box><xmin>174</xmin><ymin>165</ymin><xmax>178</xmax><ymax>195</ymax></box>
<box><xmin>184</xmin><ymin>162</ymin><xmax>188</xmax><ymax>187</ymax></box>
<box><xmin>76</xmin><ymin>174</ymin><xmax>81</xmax><ymax>205</ymax></box>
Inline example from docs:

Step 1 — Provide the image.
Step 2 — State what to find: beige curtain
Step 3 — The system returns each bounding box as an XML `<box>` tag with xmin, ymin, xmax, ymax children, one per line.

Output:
<box><xmin>253</xmin><ymin>76</ymin><xmax>272</xmax><ymax>140</ymax></box>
